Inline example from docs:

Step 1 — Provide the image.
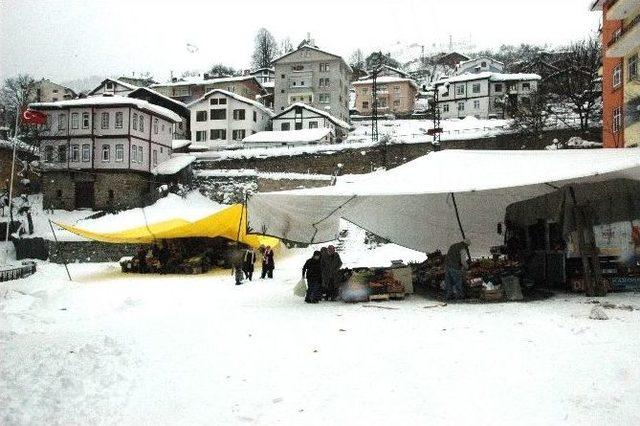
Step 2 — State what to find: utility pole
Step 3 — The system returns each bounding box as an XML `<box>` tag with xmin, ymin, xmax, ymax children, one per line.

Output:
<box><xmin>371</xmin><ymin>66</ymin><xmax>379</xmax><ymax>143</ymax></box>
<box><xmin>428</xmin><ymin>83</ymin><xmax>443</xmax><ymax>151</ymax></box>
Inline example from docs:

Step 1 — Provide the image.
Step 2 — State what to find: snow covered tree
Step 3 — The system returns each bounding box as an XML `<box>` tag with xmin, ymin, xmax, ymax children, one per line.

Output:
<box><xmin>252</xmin><ymin>28</ymin><xmax>280</xmax><ymax>69</ymax></box>
<box><xmin>365</xmin><ymin>52</ymin><xmax>400</xmax><ymax>70</ymax></box>
<box><xmin>208</xmin><ymin>64</ymin><xmax>237</xmax><ymax>77</ymax></box>
<box><xmin>509</xmin><ymin>86</ymin><xmax>553</xmax><ymax>141</ymax></box>
<box><xmin>1</xmin><ymin>74</ymin><xmax>36</xmax><ymax>139</ymax></box>
<box><xmin>280</xmin><ymin>37</ymin><xmax>294</xmax><ymax>55</ymax></box>
<box><xmin>546</xmin><ymin>36</ymin><xmax>602</xmax><ymax>133</ymax></box>
<box><xmin>349</xmin><ymin>49</ymin><xmax>365</xmax><ymax>70</ymax></box>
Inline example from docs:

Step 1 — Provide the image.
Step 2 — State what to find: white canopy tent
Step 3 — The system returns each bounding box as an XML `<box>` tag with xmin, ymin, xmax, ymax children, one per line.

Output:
<box><xmin>247</xmin><ymin>149</ymin><xmax>640</xmax><ymax>256</ymax></box>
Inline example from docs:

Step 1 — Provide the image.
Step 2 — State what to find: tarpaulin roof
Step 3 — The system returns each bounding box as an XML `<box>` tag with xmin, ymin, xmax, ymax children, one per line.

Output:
<box><xmin>56</xmin><ymin>203</ymin><xmax>278</xmax><ymax>249</ymax></box>
<box><xmin>247</xmin><ymin>149</ymin><xmax>640</xmax><ymax>256</ymax></box>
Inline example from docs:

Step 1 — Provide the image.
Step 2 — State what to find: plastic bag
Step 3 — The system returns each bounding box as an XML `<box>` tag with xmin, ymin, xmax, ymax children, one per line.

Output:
<box><xmin>293</xmin><ymin>278</ymin><xmax>307</xmax><ymax>297</ymax></box>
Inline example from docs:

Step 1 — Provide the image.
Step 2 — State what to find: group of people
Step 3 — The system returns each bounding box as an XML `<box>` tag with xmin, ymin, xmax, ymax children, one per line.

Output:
<box><xmin>1</xmin><ymin>193</ymin><xmax>34</xmax><ymax>236</ymax></box>
<box><xmin>136</xmin><ymin>241</ymin><xmax>171</xmax><ymax>274</ymax></box>
<box><xmin>302</xmin><ymin>245</ymin><xmax>343</xmax><ymax>303</ymax></box>
<box><xmin>233</xmin><ymin>245</ymin><xmax>275</xmax><ymax>285</ymax></box>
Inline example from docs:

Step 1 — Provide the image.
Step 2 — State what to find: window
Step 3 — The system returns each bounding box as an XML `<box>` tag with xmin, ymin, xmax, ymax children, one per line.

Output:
<box><xmin>233</xmin><ymin>109</ymin><xmax>246</xmax><ymax>120</ymax></box>
<box><xmin>232</xmin><ymin>129</ymin><xmax>246</xmax><ymax>141</ymax></box>
<box><xmin>133</xmin><ymin>113</ymin><xmax>138</xmax><ymax>130</ymax></box>
<box><xmin>481</xmin><ymin>61</ymin><xmax>487</xmax><ymax>67</ymax></box>
<box><xmin>106</xmin><ymin>82</ymin><xmax>114</xmax><ymax>91</ymax></box>
<box><xmin>613</xmin><ymin>107</ymin><xmax>622</xmax><ymax>133</ymax></box>
<box><xmin>58</xmin><ymin>113</ymin><xmax>67</xmax><ymax>130</ymax></box>
<box><xmin>210</xmin><ymin>98</ymin><xmax>219</xmax><ymax>105</ymax></box>
<box><xmin>295</xmin><ymin>122</ymin><xmax>303</xmax><ymax>130</ymax></box>
<box><xmin>362</xmin><ymin>101</ymin><xmax>369</xmax><ymax>109</ymax></box>
<box><xmin>309</xmin><ymin>121</ymin><xmax>318</xmax><ymax>129</ymax></box>
<box><xmin>443</xmin><ymin>104</ymin><xmax>449</xmax><ymax>113</ymax></box>
<box><xmin>629</xmin><ymin>54</ymin><xmax>638</xmax><ymax>81</ymax></box>
<box><xmin>362</xmin><ymin>88</ymin><xmax>368</xmax><ymax>94</ymax></box>
<box><xmin>210</xmin><ymin>129</ymin><xmax>226</xmax><ymax>140</ymax></box>
<box><xmin>130</xmin><ymin>145</ymin><xmax>137</xmax><ymax>163</ymax></box>
<box><xmin>195</xmin><ymin>130</ymin><xmax>207</xmax><ymax>141</ymax></box>
<box><xmin>522</xmin><ymin>82</ymin><xmax>531</xmax><ymax>91</ymax></box>
<box><xmin>210</xmin><ymin>109</ymin><xmax>226</xmax><ymax>120</ymax></box>
<box><xmin>152</xmin><ymin>150</ymin><xmax>158</xmax><ymax>166</ymax></box>
<box><xmin>196</xmin><ymin>111</ymin><xmax>207</xmax><ymax>122</ymax></box>
<box><xmin>494</xmin><ymin>83</ymin><xmax>503</xmax><ymax>93</ymax></box>
<box><xmin>320</xmin><ymin>63</ymin><xmax>330</xmax><ymax>72</ymax></box>
<box><xmin>319</xmin><ymin>93</ymin><xmax>330</xmax><ymax>103</ymax></box>
<box><xmin>472</xmin><ymin>83</ymin><xmax>481</xmax><ymax>94</ymax></box>
<box><xmin>100</xmin><ymin>112</ymin><xmax>109</xmax><ymax>129</ymax></box>
<box><xmin>281</xmin><ymin>122</ymin><xmax>290</xmax><ymax>131</ymax></box>
<box><xmin>153</xmin><ymin>117</ymin><xmax>158</xmax><ymax>134</ymax></box>
<box><xmin>82</xmin><ymin>112</ymin><xmax>90</xmax><ymax>129</ymax></box>
<box><xmin>613</xmin><ymin>65</ymin><xmax>622</xmax><ymax>88</ymax></box>
<box><xmin>71</xmin><ymin>113</ymin><xmax>79</xmax><ymax>129</ymax></box>
<box><xmin>219</xmin><ymin>98</ymin><xmax>227</xmax><ymax>105</ymax></box>
<box><xmin>58</xmin><ymin>145</ymin><xmax>67</xmax><ymax>162</ymax></box>
<box><xmin>115</xmin><ymin>144</ymin><xmax>124</xmax><ymax>162</ymax></box>
<box><xmin>253</xmin><ymin>111</ymin><xmax>257</xmax><ymax>122</ymax></box>
<box><xmin>473</xmin><ymin>100</ymin><xmax>480</xmax><ymax>109</ymax></box>
<box><xmin>139</xmin><ymin>115</ymin><xmax>144</xmax><ymax>132</ymax></box>
<box><xmin>71</xmin><ymin>144</ymin><xmax>79</xmax><ymax>161</ymax></box>
<box><xmin>319</xmin><ymin>78</ymin><xmax>330</xmax><ymax>87</ymax></box>
<box><xmin>115</xmin><ymin>112</ymin><xmax>123</xmax><ymax>129</ymax></box>
<box><xmin>281</xmin><ymin>74</ymin><xmax>285</xmax><ymax>79</ymax></box>
<box><xmin>137</xmin><ymin>145</ymin><xmax>144</xmax><ymax>163</ymax></box>
<box><xmin>457</xmin><ymin>102</ymin><xmax>465</xmax><ymax>112</ymax></box>
<box><xmin>455</xmin><ymin>85</ymin><xmax>465</xmax><ymax>95</ymax></box>
<box><xmin>101</xmin><ymin>145</ymin><xmax>110</xmax><ymax>162</ymax></box>
<box><xmin>44</xmin><ymin>145</ymin><xmax>54</xmax><ymax>162</ymax></box>
<box><xmin>393</xmin><ymin>100</ymin><xmax>401</xmax><ymax>106</ymax></box>
<box><xmin>292</xmin><ymin>64</ymin><xmax>304</xmax><ymax>71</ymax></box>
<box><xmin>82</xmin><ymin>144</ymin><xmax>90</xmax><ymax>162</ymax></box>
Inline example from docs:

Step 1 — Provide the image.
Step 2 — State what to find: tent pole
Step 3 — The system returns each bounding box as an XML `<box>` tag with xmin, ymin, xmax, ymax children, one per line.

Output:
<box><xmin>48</xmin><ymin>219</ymin><xmax>72</xmax><ymax>281</ymax></box>
<box><xmin>451</xmin><ymin>192</ymin><xmax>471</xmax><ymax>260</ymax></box>
<box><xmin>235</xmin><ymin>199</ymin><xmax>245</xmax><ymax>248</ymax></box>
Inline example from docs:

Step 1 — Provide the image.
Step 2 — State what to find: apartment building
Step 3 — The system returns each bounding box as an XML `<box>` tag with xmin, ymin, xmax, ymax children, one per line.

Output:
<box><xmin>272</xmin><ymin>44</ymin><xmax>352</xmax><ymax>124</ymax></box>
<box><xmin>352</xmin><ymin>70</ymin><xmax>419</xmax><ymax>117</ymax></box>
<box><xmin>592</xmin><ymin>0</ymin><xmax>640</xmax><ymax>147</ymax></box>
<box><xmin>434</xmin><ymin>72</ymin><xmax>541</xmax><ymax>119</ymax></box>
<box><xmin>188</xmin><ymin>89</ymin><xmax>273</xmax><ymax>149</ymax></box>
<box><xmin>33</xmin><ymin>79</ymin><xmax>76</xmax><ymax>102</ymax></box>
<box><xmin>151</xmin><ymin>76</ymin><xmax>265</xmax><ymax>105</ymax></box>
<box><xmin>29</xmin><ymin>95</ymin><xmax>181</xmax><ymax>210</ymax></box>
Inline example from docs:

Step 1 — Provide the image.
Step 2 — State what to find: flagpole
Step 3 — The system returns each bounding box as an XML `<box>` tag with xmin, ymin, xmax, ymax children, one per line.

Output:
<box><xmin>3</xmin><ymin>107</ymin><xmax>20</xmax><ymax>265</ymax></box>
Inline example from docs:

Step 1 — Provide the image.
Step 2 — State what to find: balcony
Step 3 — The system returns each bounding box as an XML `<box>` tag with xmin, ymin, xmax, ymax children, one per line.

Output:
<box><xmin>606</xmin><ymin>0</ymin><xmax>640</xmax><ymax>20</ymax></box>
<box><xmin>607</xmin><ymin>13</ymin><xmax>640</xmax><ymax>57</ymax></box>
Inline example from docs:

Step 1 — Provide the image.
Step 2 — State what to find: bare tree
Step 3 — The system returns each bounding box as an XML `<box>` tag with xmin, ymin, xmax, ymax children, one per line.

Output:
<box><xmin>349</xmin><ymin>49</ymin><xmax>365</xmax><ymax>70</ymax></box>
<box><xmin>280</xmin><ymin>37</ymin><xmax>294</xmax><ymax>55</ymax></box>
<box><xmin>546</xmin><ymin>36</ymin><xmax>602</xmax><ymax>132</ymax></box>
<box><xmin>509</xmin><ymin>87</ymin><xmax>553</xmax><ymax>141</ymax></box>
<box><xmin>208</xmin><ymin>64</ymin><xmax>237</xmax><ymax>77</ymax></box>
<box><xmin>252</xmin><ymin>28</ymin><xmax>280</xmax><ymax>69</ymax></box>
<box><xmin>1</xmin><ymin>74</ymin><xmax>36</xmax><ymax>139</ymax></box>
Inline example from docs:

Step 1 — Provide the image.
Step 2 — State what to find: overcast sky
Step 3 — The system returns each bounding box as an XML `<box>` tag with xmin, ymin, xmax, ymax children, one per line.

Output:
<box><xmin>1</xmin><ymin>0</ymin><xmax>600</xmax><ymax>85</ymax></box>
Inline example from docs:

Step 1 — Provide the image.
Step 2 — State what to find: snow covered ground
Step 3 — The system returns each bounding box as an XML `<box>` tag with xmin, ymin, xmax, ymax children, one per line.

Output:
<box><xmin>2</xmin><ymin>223</ymin><xmax>640</xmax><ymax>425</ymax></box>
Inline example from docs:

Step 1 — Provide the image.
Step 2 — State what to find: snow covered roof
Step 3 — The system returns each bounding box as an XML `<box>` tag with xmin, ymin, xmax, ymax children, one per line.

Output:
<box><xmin>127</xmin><ymin>87</ymin><xmax>189</xmax><ymax>114</ymax></box>
<box><xmin>250</xmin><ymin>67</ymin><xmax>275</xmax><ymax>73</ymax></box>
<box><xmin>273</xmin><ymin>102</ymin><xmax>351</xmax><ymax>130</ymax></box>
<box><xmin>151</xmin><ymin>155</ymin><xmax>196</xmax><ymax>175</ymax></box>
<box><xmin>435</xmin><ymin>72</ymin><xmax>541</xmax><ymax>85</ymax></box>
<box><xmin>151</xmin><ymin>75</ymin><xmax>262</xmax><ymax>89</ymax></box>
<box><xmin>457</xmin><ymin>57</ymin><xmax>505</xmax><ymax>67</ymax></box>
<box><xmin>352</xmin><ymin>76</ymin><xmax>418</xmax><ymax>89</ymax></box>
<box><xmin>243</xmin><ymin>128</ymin><xmax>333</xmax><ymax>144</ymax></box>
<box><xmin>186</xmin><ymin>89</ymin><xmax>274</xmax><ymax>116</ymax></box>
<box><xmin>29</xmin><ymin>95</ymin><xmax>182</xmax><ymax>122</ymax></box>
<box><xmin>272</xmin><ymin>45</ymin><xmax>352</xmax><ymax>72</ymax></box>
<box><xmin>171</xmin><ymin>139</ymin><xmax>192</xmax><ymax>150</ymax></box>
<box><xmin>88</xmin><ymin>78</ymin><xmax>138</xmax><ymax>95</ymax></box>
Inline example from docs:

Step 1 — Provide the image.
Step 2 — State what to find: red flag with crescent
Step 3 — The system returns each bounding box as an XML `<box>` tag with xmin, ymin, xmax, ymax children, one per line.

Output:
<box><xmin>21</xmin><ymin>109</ymin><xmax>47</xmax><ymax>125</ymax></box>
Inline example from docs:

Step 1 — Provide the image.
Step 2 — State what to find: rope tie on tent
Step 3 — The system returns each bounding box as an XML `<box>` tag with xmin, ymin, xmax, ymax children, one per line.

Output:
<box><xmin>449</xmin><ymin>192</ymin><xmax>472</xmax><ymax>260</ymax></box>
<box><xmin>310</xmin><ymin>195</ymin><xmax>357</xmax><ymax>243</ymax></box>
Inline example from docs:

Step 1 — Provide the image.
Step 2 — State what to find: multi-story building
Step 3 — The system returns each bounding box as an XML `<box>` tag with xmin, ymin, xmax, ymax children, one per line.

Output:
<box><xmin>352</xmin><ymin>68</ymin><xmax>419</xmax><ymax>117</ymax></box>
<box><xmin>271</xmin><ymin>102</ymin><xmax>351</xmax><ymax>141</ymax></box>
<box><xmin>272</xmin><ymin>44</ymin><xmax>352</xmax><ymax>123</ymax></box>
<box><xmin>128</xmin><ymin>87</ymin><xmax>191</xmax><ymax>140</ymax></box>
<box><xmin>250</xmin><ymin>68</ymin><xmax>275</xmax><ymax>84</ymax></box>
<box><xmin>29</xmin><ymin>95</ymin><xmax>181</xmax><ymax>210</ymax></box>
<box><xmin>187</xmin><ymin>89</ymin><xmax>273</xmax><ymax>149</ymax></box>
<box><xmin>33</xmin><ymin>79</ymin><xmax>76</xmax><ymax>102</ymax></box>
<box><xmin>434</xmin><ymin>72</ymin><xmax>541</xmax><ymax>119</ymax></box>
<box><xmin>151</xmin><ymin>76</ymin><xmax>265</xmax><ymax>105</ymax></box>
<box><xmin>592</xmin><ymin>0</ymin><xmax>640</xmax><ymax>148</ymax></box>
<box><xmin>455</xmin><ymin>57</ymin><xmax>505</xmax><ymax>75</ymax></box>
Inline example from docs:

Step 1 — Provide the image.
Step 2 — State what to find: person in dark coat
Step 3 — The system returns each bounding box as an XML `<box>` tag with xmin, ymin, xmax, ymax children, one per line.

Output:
<box><xmin>302</xmin><ymin>251</ymin><xmax>323</xmax><ymax>303</ymax></box>
<box><xmin>231</xmin><ymin>248</ymin><xmax>244</xmax><ymax>285</ymax></box>
<box><xmin>137</xmin><ymin>246</ymin><xmax>149</xmax><ymax>273</ymax></box>
<box><xmin>261</xmin><ymin>246</ymin><xmax>275</xmax><ymax>279</ymax></box>
<box><xmin>444</xmin><ymin>239</ymin><xmax>470</xmax><ymax>300</ymax></box>
<box><xmin>242</xmin><ymin>248</ymin><xmax>257</xmax><ymax>281</ymax></box>
<box><xmin>321</xmin><ymin>245</ymin><xmax>342</xmax><ymax>301</ymax></box>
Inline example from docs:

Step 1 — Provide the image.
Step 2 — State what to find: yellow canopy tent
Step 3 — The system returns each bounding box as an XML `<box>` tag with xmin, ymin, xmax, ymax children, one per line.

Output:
<box><xmin>54</xmin><ymin>203</ymin><xmax>278</xmax><ymax>248</ymax></box>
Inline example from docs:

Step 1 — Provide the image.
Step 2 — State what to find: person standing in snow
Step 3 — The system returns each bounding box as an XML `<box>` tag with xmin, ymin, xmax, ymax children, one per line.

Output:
<box><xmin>17</xmin><ymin>194</ymin><xmax>33</xmax><ymax>235</ymax></box>
<box><xmin>443</xmin><ymin>239</ymin><xmax>470</xmax><ymax>300</ymax></box>
<box><xmin>302</xmin><ymin>251</ymin><xmax>323</xmax><ymax>303</ymax></box>
<box><xmin>261</xmin><ymin>246</ymin><xmax>275</xmax><ymax>279</ymax></box>
<box><xmin>242</xmin><ymin>248</ymin><xmax>257</xmax><ymax>281</ymax></box>
<box><xmin>321</xmin><ymin>245</ymin><xmax>342</xmax><ymax>301</ymax></box>
<box><xmin>231</xmin><ymin>248</ymin><xmax>244</xmax><ymax>285</ymax></box>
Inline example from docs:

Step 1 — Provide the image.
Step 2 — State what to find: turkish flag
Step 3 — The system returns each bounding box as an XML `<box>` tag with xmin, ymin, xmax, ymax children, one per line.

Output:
<box><xmin>21</xmin><ymin>109</ymin><xmax>47</xmax><ymax>125</ymax></box>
